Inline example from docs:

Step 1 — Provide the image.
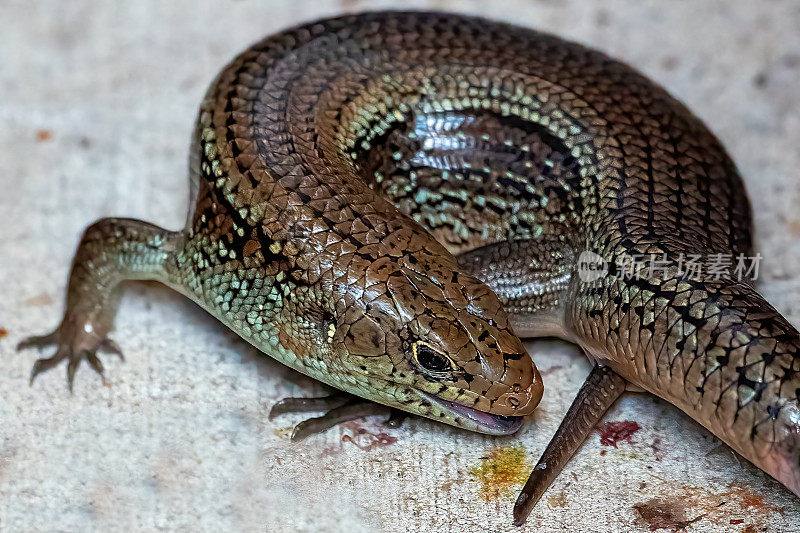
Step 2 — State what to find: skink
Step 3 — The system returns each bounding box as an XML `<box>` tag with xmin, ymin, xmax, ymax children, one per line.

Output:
<box><xmin>18</xmin><ymin>11</ymin><xmax>800</xmax><ymax>524</ymax></box>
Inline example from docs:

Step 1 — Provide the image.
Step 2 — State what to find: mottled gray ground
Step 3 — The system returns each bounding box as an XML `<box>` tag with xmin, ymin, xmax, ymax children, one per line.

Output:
<box><xmin>1</xmin><ymin>1</ymin><xmax>799</xmax><ymax>531</ymax></box>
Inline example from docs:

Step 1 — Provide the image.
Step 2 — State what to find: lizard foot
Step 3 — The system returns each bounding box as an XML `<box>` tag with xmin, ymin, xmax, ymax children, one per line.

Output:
<box><xmin>270</xmin><ymin>393</ymin><xmax>405</xmax><ymax>441</ymax></box>
<box><xmin>17</xmin><ymin>312</ymin><xmax>124</xmax><ymax>391</ymax></box>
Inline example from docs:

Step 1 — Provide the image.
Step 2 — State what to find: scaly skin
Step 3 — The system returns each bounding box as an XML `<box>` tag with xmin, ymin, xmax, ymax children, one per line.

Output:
<box><xmin>18</xmin><ymin>12</ymin><xmax>800</xmax><ymax>500</ymax></box>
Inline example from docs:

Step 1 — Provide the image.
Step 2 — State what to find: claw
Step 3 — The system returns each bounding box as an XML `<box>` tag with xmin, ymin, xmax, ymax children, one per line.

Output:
<box><xmin>30</xmin><ymin>353</ymin><xmax>66</xmax><ymax>385</ymax></box>
<box><xmin>17</xmin><ymin>331</ymin><xmax>58</xmax><ymax>351</ymax></box>
<box><xmin>98</xmin><ymin>338</ymin><xmax>124</xmax><ymax>360</ymax></box>
<box><xmin>67</xmin><ymin>355</ymin><xmax>83</xmax><ymax>393</ymax></box>
<box><xmin>86</xmin><ymin>352</ymin><xmax>105</xmax><ymax>376</ymax></box>
<box><xmin>21</xmin><ymin>321</ymin><xmax>123</xmax><ymax>390</ymax></box>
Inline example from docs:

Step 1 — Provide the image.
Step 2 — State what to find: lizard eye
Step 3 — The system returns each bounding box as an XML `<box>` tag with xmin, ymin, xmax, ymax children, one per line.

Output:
<box><xmin>413</xmin><ymin>342</ymin><xmax>453</xmax><ymax>374</ymax></box>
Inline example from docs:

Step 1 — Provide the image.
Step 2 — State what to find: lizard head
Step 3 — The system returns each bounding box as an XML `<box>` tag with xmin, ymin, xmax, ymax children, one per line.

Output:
<box><xmin>294</xmin><ymin>248</ymin><xmax>543</xmax><ymax>435</ymax></box>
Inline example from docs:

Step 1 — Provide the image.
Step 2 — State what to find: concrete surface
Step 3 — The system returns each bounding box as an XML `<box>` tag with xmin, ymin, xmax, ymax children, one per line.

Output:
<box><xmin>2</xmin><ymin>1</ymin><xmax>800</xmax><ymax>531</ymax></box>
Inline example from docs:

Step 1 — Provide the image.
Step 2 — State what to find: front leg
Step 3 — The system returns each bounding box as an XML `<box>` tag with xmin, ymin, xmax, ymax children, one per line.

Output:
<box><xmin>270</xmin><ymin>392</ymin><xmax>406</xmax><ymax>441</ymax></box>
<box><xmin>17</xmin><ymin>218</ymin><xmax>181</xmax><ymax>390</ymax></box>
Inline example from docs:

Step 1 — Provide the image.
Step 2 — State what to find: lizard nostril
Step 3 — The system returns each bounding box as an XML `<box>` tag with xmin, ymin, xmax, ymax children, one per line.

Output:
<box><xmin>512</xmin><ymin>383</ymin><xmax>522</xmax><ymax>393</ymax></box>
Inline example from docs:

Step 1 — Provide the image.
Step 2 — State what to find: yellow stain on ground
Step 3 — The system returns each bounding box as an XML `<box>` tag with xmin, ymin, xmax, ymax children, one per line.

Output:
<box><xmin>547</xmin><ymin>490</ymin><xmax>568</xmax><ymax>508</ymax></box>
<box><xmin>272</xmin><ymin>426</ymin><xmax>294</xmax><ymax>438</ymax></box>
<box><xmin>470</xmin><ymin>444</ymin><xmax>531</xmax><ymax>501</ymax></box>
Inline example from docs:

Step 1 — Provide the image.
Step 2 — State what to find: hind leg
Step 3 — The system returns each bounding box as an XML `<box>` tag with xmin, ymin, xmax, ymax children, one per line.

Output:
<box><xmin>457</xmin><ymin>236</ymin><xmax>574</xmax><ymax>338</ymax></box>
<box><xmin>17</xmin><ymin>218</ymin><xmax>182</xmax><ymax>390</ymax></box>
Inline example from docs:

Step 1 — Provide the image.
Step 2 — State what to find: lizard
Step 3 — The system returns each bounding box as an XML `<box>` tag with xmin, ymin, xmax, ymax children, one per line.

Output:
<box><xmin>17</xmin><ymin>11</ymin><xmax>800</xmax><ymax>524</ymax></box>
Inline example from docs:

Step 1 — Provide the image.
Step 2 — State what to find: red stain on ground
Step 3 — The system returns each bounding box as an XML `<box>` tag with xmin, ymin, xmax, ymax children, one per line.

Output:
<box><xmin>720</xmin><ymin>483</ymin><xmax>785</xmax><ymax>516</ymax></box>
<box><xmin>650</xmin><ymin>437</ymin><xmax>666</xmax><ymax>461</ymax></box>
<box><xmin>0</xmin><ymin>328</ymin><xmax>7</xmax><ymax>339</ymax></box>
<box><xmin>340</xmin><ymin>421</ymin><xmax>397</xmax><ymax>450</ymax></box>
<box><xmin>597</xmin><ymin>420</ymin><xmax>641</xmax><ymax>447</ymax></box>
<box><xmin>540</xmin><ymin>364</ymin><xmax>564</xmax><ymax>376</ymax></box>
<box><xmin>633</xmin><ymin>498</ymin><xmax>704</xmax><ymax>531</ymax></box>
<box><xmin>633</xmin><ymin>481</ymin><xmax>786</xmax><ymax>531</ymax></box>
<box><xmin>24</xmin><ymin>293</ymin><xmax>53</xmax><ymax>307</ymax></box>
<box><xmin>35</xmin><ymin>129</ymin><xmax>52</xmax><ymax>141</ymax></box>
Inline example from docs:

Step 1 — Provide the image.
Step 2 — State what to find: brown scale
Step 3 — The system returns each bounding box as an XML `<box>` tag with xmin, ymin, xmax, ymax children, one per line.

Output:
<box><xmin>16</xmin><ymin>11</ymin><xmax>800</xmax><ymax>524</ymax></box>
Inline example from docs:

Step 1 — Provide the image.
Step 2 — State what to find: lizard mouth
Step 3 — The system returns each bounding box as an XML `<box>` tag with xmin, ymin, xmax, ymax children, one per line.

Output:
<box><xmin>421</xmin><ymin>392</ymin><xmax>524</xmax><ymax>435</ymax></box>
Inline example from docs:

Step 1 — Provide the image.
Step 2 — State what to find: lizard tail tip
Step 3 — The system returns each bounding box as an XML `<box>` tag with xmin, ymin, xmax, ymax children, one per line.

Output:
<box><xmin>512</xmin><ymin>492</ymin><xmax>530</xmax><ymax>526</ymax></box>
